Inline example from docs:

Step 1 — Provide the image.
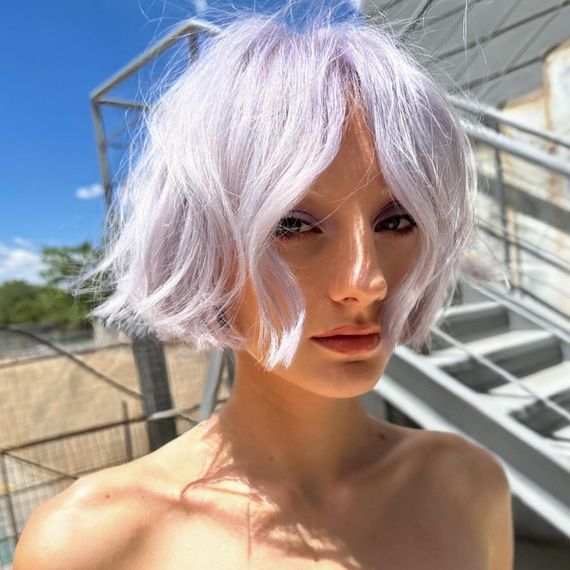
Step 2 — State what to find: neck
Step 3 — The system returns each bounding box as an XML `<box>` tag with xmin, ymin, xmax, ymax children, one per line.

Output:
<box><xmin>214</xmin><ymin>350</ymin><xmax>385</xmax><ymax>508</ymax></box>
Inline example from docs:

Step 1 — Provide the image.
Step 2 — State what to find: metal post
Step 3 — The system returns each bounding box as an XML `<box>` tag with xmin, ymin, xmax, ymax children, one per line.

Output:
<box><xmin>90</xmin><ymin>101</ymin><xmax>113</xmax><ymax>212</ymax></box>
<box><xmin>224</xmin><ymin>347</ymin><xmax>236</xmax><ymax>391</ymax></box>
<box><xmin>0</xmin><ymin>452</ymin><xmax>19</xmax><ymax>543</ymax></box>
<box><xmin>187</xmin><ymin>29</ymin><xmax>200</xmax><ymax>62</ymax></box>
<box><xmin>131</xmin><ymin>335</ymin><xmax>177</xmax><ymax>450</ymax></box>
<box><xmin>199</xmin><ymin>348</ymin><xmax>227</xmax><ymax>421</ymax></box>
<box><xmin>121</xmin><ymin>401</ymin><xmax>133</xmax><ymax>462</ymax></box>
<box><xmin>491</xmin><ymin>120</ymin><xmax>512</xmax><ymax>282</ymax></box>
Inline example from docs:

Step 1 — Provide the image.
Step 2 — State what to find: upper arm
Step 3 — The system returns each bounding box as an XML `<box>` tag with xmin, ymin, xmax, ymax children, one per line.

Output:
<box><xmin>13</xmin><ymin>472</ymin><xmax>140</xmax><ymax>570</ymax></box>
<box><xmin>438</xmin><ymin>433</ymin><xmax>514</xmax><ymax>570</ymax></box>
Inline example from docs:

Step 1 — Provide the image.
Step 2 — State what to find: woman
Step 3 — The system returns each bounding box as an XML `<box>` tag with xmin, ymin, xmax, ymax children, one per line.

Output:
<box><xmin>14</xmin><ymin>8</ymin><xmax>513</xmax><ymax>570</ymax></box>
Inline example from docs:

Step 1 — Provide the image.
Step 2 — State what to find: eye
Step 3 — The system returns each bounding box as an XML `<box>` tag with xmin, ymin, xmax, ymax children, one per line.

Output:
<box><xmin>273</xmin><ymin>207</ymin><xmax>418</xmax><ymax>240</ymax></box>
<box><xmin>377</xmin><ymin>213</ymin><xmax>417</xmax><ymax>236</ymax></box>
<box><xmin>274</xmin><ymin>214</ymin><xmax>315</xmax><ymax>239</ymax></box>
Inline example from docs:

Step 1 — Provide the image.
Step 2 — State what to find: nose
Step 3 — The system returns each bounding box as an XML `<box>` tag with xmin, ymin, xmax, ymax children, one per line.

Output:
<box><xmin>328</xmin><ymin>218</ymin><xmax>388</xmax><ymax>306</ymax></box>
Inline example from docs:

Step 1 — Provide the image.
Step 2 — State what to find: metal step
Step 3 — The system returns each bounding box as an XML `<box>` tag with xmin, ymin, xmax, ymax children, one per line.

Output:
<box><xmin>436</xmin><ymin>300</ymin><xmax>510</xmax><ymax>342</ymax></box>
<box><xmin>426</xmin><ymin>329</ymin><xmax>560</xmax><ymax>379</ymax></box>
<box><xmin>549</xmin><ymin>439</ymin><xmax>570</xmax><ymax>469</ymax></box>
<box><xmin>511</xmin><ymin>389</ymin><xmax>570</xmax><ymax>438</ymax></box>
<box><xmin>490</xmin><ymin>361</ymin><xmax>570</xmax><ymax>400</ymax></box>
<box><xmin>553</xmin><ymin>424</ymin><xmax>570</xmax><ymax>441</ymax></box>
<box><xmin>477</xmin><ymin>392</ymin><xmax>535</xmax><ymax>415</ymax></box>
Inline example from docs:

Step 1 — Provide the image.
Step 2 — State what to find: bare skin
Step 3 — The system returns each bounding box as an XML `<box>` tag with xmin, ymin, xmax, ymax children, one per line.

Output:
<box><xmin>15</xmin><ymin>417</ymin><xmax>492</xmax><ymax>570</ymax></box>
<box><xmin>13</xmin><ymin>108</ymin><xmax>501</xmax><ymax>569</ymax></box>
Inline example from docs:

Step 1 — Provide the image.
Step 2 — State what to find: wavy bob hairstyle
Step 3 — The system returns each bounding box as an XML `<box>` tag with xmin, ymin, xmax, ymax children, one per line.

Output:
<box><xmin>82</xmin><ymin>10</ymin><xmax>490</xmax><ymax>370</ymax></box>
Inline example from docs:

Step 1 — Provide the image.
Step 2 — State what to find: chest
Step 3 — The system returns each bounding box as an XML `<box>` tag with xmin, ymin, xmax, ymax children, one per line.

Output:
<box><xmin>125</xmin><ymin>485</ymin><xmax>489</xmax><ymax>570</ymax></box>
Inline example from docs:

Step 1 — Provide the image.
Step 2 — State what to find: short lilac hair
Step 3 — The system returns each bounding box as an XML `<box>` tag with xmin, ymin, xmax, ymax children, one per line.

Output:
<box><xmin>83</xmin><ymin>10</ymin><xmax>484</xmax><ymax>370</ymax></box>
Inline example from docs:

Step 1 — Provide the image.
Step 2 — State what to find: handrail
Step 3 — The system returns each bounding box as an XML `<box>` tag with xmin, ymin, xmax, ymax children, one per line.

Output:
<box><xmin>512</xmin><ymin>286</ymin><xmax>570</xmax><ymax>325</ymax></box>
<box><xmin>463</xmin><ymin>120</ymin><xmax>570</xmax><ymax>178</ymax></box>
<box><xmin>90</xmin><ymin>16</ymin><xmax>570</xmax><ymax>180</ymax></box>
<box><xmin>0</xmin><ymin>326</ymin><xmax>142</xmax><ymax>399</ymax></box>
<box><xmin>477</xmin><ymin>221</ymin><xmax>570</xmax><ymax>275</ymax></box>
<box><xmin>91</xmin><ymin>19</ymin><xmax>221</xmax><ymax>101</ymax></box>
<box><xmin>451</xmin><ymin>94</ymin><xmax>570</xmax><ymax>150</ymax></box>
<box><xmin>435</xmin><ymin>0</ymin><xmax>570</xmax><ymax>61</ymax></box>
<box><xmin>91</xmin><ymin>18</ymin><xmax>221</xmax><ymax>210</ymax></box>
<box><xmin>397</xmin><ymin>0</ymin><xmax>435</xmax><ymax>39</ymax></box>
<box><xmin>430</xmin><ymin>325</ymin><xmax>570</xmax><ymax>426</ymax></box>
<box><xmin>472</xmin><ymin>282</ymin><xmax>570</xmax><ymax>343</ymax></box>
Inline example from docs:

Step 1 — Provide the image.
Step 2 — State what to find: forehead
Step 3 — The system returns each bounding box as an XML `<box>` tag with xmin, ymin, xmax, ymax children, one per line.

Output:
<box><xmin>308</xmin><ymin>106</ymin><xmax>388</xmax><ymax>204</ymax></box>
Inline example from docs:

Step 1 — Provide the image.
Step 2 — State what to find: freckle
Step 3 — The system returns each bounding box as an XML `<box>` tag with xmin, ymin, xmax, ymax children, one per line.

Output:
<box><xmin>269</xmin><ymin>456</ymin><xmax>274</xmax><ymax>461</ymax></box>
<box><xmin>378</xmin><ymin>432</ymin><xmax>386</xmax><ymax>441</ymax></box>
<box><xmin>105</xmin><ymin>494</ymin><xmax>110</xmax><ymax>499</ymax></box>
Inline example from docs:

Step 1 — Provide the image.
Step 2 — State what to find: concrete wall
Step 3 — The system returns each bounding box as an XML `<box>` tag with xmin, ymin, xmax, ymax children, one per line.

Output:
<box><xmin>496</xmin><ymin>40</ymin><xmax>570</xmax><ymax>316</ymax></box>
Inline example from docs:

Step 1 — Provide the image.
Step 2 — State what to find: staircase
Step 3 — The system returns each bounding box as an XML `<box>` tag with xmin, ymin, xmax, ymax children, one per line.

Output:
<box><xmin>365</xmin><ymin>280</ymin><xmax>570</xmax><ymax>557</ymax></box>
<box><xmin>358</xmin><ymin>4</ymin><xmax>570</xmax><ymax>568</ymax></box>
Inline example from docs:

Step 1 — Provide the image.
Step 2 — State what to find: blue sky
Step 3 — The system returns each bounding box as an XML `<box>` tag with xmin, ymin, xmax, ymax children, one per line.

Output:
<box><xmin>0</xmin><ymin>1</ymin><xmax>362</xmax><ymax>285</ymax></box>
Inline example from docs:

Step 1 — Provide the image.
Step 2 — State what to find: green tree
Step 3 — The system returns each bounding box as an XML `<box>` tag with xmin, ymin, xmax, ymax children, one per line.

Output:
<box><xmin>0</xmin><ymin>280</ymin><xmax>40</xmax><ymax>324</ymax></box>
<box><xmin>40</xmin><ymin>241</ymin><xmax>99</xmax><ymax>289</ymax></box>
<box><xmin>0</xmin><ymin>241</ymin><xmax>109</xmax><ymax>328</ymax></box>
<box><xmin>40</xmin><ymin>241</ymin><xmax>109</xmax><ymax>314</ymax></box>
<box><xmin>0</xmin><ymin>280</ymin><xmax>88</xmax><ymax>328</ymax></box>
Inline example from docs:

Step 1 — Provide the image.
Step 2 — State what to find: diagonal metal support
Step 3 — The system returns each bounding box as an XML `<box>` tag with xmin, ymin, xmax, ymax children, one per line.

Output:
<box><xmin>199</xmin><ymin>347</ymin><xmax>235</xmax><ymax>421</ymax></box>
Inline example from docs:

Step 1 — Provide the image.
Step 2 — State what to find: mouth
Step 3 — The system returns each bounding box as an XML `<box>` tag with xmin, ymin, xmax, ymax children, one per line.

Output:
<box><xmin>311</xmin><ymin>333</ymin><xmax>381</xmax><ymax>355</ymax></box>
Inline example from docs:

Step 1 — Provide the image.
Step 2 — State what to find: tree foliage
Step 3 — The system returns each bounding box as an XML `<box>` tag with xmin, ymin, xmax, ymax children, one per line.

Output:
<box><xmin>0</xmin><ymin>241</ymin><xmax>108</xmax><ymax>329</ymax></box>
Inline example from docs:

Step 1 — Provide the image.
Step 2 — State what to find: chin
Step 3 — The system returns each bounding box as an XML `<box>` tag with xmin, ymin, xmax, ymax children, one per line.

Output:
<box><xmin>300</xmin><ymin>361</ymin><xmax>386</xmax><ymax>399</ymax></box>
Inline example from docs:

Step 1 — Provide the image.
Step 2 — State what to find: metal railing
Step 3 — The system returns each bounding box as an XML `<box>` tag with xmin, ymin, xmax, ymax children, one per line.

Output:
<box><xmin>91</xmin><ymin>18</ymin><xmax>220</xmax><ymax>211</ymax></box>
<box><xmin>0</xmin><ymin>322</ymin><xmax>221</xmax><ymax>565</ymax></box>
<box><xmin>0</xmin><ymin>400</ymin><xmax>230</xmax><ymax>561</ymax></box>
<box><xmin>4</xmin><ymin>11</ymin><xmax>568</xmax><ymax>567</ymax></box>
<box><xmin>90</xmin><ymin>14</ymin><xmax>570</xmax><ymax>322</ymax></box>
<box><xmin>454</xmin><ymin>101</ymin><xmax>570</xmax><ymax>320</ymax></box>
<box><xmin>366</xmin><ymin>0</ymin><xmax>570</xmax><ymax>107</ymax></box>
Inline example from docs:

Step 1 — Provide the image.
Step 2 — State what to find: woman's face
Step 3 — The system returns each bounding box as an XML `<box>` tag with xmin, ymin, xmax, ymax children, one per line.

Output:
<box><xmin>228</xmin><ymin>109</ymin><xmax>421</xmax><ymax>399</ymax></box>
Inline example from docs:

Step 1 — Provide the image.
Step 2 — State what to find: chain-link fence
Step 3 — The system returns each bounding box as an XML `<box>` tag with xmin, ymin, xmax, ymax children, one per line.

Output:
<box><xmin>0</xmin><ymin>324</ymin><xmax>229</xmax><ymax>567</ymax></box>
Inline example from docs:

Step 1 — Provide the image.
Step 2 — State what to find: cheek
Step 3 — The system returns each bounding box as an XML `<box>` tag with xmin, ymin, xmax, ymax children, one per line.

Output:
<box><xmin>381</xmin><ymin>235</ymin><xmax>420</xmax><ymax>283</ymax></box>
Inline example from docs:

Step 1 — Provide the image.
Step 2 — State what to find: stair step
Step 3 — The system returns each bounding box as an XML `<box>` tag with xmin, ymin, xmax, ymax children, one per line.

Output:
<box><xmin>489</xmin><ymin>361</ymin><xmax>570</xmax><ymax>399</ymax></box>
<box><xmin>435</xmin><ymin>301</ymin><xmax>510</xmax><ymax>344</ymax></box>
<box><xmin>438</xmin><ymin>300</ymin><xmax>503</xmax><ymax>318</ymax></box>
<box><xmin>477</xmin><ymin>392</ymin><xmax>534</xmax><ymax>414</ymax></box>
<box><xmin>548</xmin><ymin>439</ymin><xmax>570</xmax><ymax>469</ymax></box>
<box><xmin>553</xmin><ymin>424</ymin><xmax>570</xmax><ymax>441</ymax></box>
<box><xmin>426</xmin><ymin>329</ymin><xmax>556</xmax><ymax>369</ymax></box>
<box><xmin>470</xmin><ymin>395</ymin><xmax>570</xmax><ymax>468</ymax></box>
<box><xmin>460</xmin><ymin>283</ymin><xmax>494</xmax><ymax>304</ymax></box>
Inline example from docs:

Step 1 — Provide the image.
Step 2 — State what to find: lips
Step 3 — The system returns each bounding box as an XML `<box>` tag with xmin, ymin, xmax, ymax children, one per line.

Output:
<box><xmin>312</xmin><ymin>333</ymin><xmax>381</xmax><ymax>354</ymax></box>
<box><xmin>312</xmin><ymin>324</ymin><xmax>381</xmax><ymax>338</ymax></box>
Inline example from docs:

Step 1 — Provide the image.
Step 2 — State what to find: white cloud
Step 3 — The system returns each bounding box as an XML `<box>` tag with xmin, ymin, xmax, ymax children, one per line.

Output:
<box><xmin>0</xmin><ymin>239</ymin><xmax>47</xmax><ymax>285</ymax></box>
<box><xmin>75</xmin><ymin>183</ymin><xmax>104</xmax><ymax>200</ymax></box>
<box><xmin>193</xmin><ymin>0</ymin><xmax>207</xmax><ymax>14</ymax></box>
<box><xmin>13</xmin><ymin>236</ymin><xmax>35</xmax><ymax>249</ymax></box>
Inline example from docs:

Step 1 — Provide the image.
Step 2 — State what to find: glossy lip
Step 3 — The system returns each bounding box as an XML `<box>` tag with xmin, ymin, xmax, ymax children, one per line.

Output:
<box><xmin>312</xmin><ymin>324</ymin><xmax>381</xmax><ymax>338</ymax></box>
<box><xmin>312</xmin><ymin>333</ymin><xmax>381</xmax><ymax>355</ymax></box>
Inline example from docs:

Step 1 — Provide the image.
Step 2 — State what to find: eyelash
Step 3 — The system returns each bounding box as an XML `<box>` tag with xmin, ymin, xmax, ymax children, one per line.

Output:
<box><xmin>274</xmin><ymin>212</ymin><xmax>417</xmax><ymax>240</ymax></box>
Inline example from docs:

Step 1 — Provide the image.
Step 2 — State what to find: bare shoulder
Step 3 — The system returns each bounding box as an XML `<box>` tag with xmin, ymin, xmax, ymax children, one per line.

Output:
<box><xmin>424</xmin><ymin>430</ymin><xmax>510</xmax><ymax>493</ymax></box>
<box><xmin>13</xmin><ymin>460</ymin><xmax>168</xmax><ymax>570</ymax></box>
<box><xmin>389</xmin><ymin>427</ymin><xmax>511</xmax><ymax>518</ymax></box>
<box><xmin>418</xmin><ymin>429</ymin><xmax>514</xmax><ymax>568</ymax></box>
